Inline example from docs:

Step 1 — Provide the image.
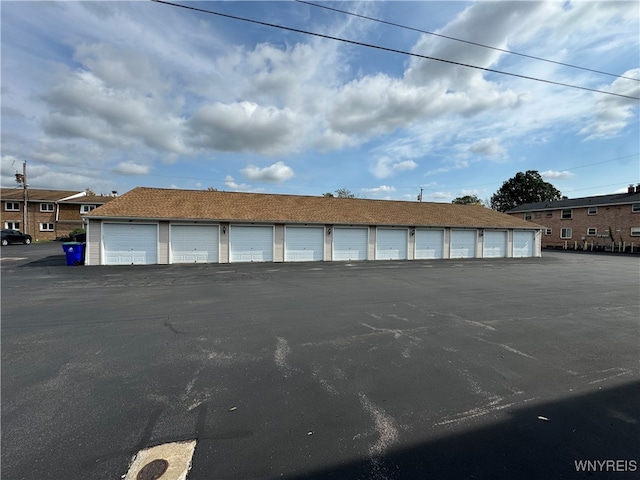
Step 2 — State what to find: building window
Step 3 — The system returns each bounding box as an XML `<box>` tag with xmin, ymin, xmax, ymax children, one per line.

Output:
<box><xmin>534</xmin><ymin>212</ymin><xmax>542</xmax><ymax>219</ymax></box>
<box><xmin>4</xmin><ymin>221</ymin><xmax>20</xmax><ymax>229</ymax></box>
<box><xmin>5</xmin><ymin>202</ymin><xmax>19</xmax><ymax>211</ymax></box>
<box><xmin>633</xmin><ymin>203</ymin><xmax>640</xmax><ymax>213</ymax></box>
<box><xmin>545</xmin><ymin>228</ymin><xmax>552</xmax><ymax>235</ymax></box>
<box><xmin>80</xmin><ymin>204</ymin><xmax>97</xmax><ymax>213</ymax></box>
<box><xmin>561</xmin><ymin>228</ymin><xmax>572</xmax><ymax>239</ymax></box>
<box><xmin>587</xmin><ymin>206</ymin><xmax>597</xmax><ymax>215</ymax></box>
<box><xmin>631</xmin><ymin>227</ymin><xmax>640</xmax><ymax>237</ymax></box>
<box><xmin>587</xmin><ymin>228</ymin><xmax>597</xmax><ymax>236</ymax></box>
<box><xmin>561</xmin><ymin>209</ymin><xmax>572</xmax><ymax>219</ymax></box>
<box><xmin>524</xmin><ymin>212</ymin><xmax>532</xmax><ymax>220</ymax></box>
<box><xmin>40</xmin><ymin>203</ymin><xmax>54</xmax><ymax>212</ymax></box>
<box><xmin>40</xmin><ymin>223</ymin><xmax>55</xmax><ymax>232</ymax></box>
<box><xmin>545</xmin><ymin>211</ymin><xmax>553</xmax><ymax>218</ymax></box>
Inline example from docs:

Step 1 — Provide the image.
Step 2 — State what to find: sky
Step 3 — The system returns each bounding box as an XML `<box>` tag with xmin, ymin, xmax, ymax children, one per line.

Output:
<box><xmin>1</xmin><ymin>1</ymin><xmax>639</xmax><ymax>203</ymax></box>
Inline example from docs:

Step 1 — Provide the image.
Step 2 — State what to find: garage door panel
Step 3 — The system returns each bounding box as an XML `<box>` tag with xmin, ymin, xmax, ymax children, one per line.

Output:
<box><xmin>171</xmin><ymin>225</ymin><xmax>219</xmax><ymax>264</ymax></box>
<box><xmin>285</xmin><ymin>227</ymin><xmax>324</xmax><ymax>262</ymax></box>
<box><xmin>376</xmin><ymin>229</ymin><xmax>407</xmax><ymax>260</ymax></box>
<box><xmin>103</xmin><ymin>224</ymin><xmax>158</xmax><ymax>265</ymax></box>
<box><xmin>415</xmin><ymin>229</ymin><xmax>444</xmax><ymax>259</ymax></box>
<box><xmin>483</xmin><ymin>231</ymin><xmax>507</xmax><ymax>258</ymax></box>
<box><xmin>230</xmin><ymin>226</ymin><xmax>273</xmax><ymax>262</ymax></box>
<box><xmin>333</xmin><ymin>228</ymin><xmax>368</xmax><ymax>261</ymax></box>
<box><xmin>450</xmin><ymin>230</ymin><xmax>477</xmax><ymax>259</ymax></box>
<box><xmin>514</xmin><ymin>231</ymin><xmax>535</xmax><ymax>257</ymax></box>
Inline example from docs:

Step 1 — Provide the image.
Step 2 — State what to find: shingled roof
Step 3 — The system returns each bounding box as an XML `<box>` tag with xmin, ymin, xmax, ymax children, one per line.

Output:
<box><xmin>0</xmin><ymin>188</ymin><xmax>82</xmax><ymax>202</ymax></box>
<box><xmin>86</xmin><ymin>187</ymin><xmax>540</xmax><ymax>229</ymax></box>
<box><xmin>508</xmin><ymin>191</ymin><xmax>640</xmax><ymax>212</ymax></box>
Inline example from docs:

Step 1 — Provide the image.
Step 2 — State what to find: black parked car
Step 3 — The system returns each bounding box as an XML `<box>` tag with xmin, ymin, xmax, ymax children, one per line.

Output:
<box><xmin>1</xmin><ymin>229</ymin><xmax>32</xmax><ymax>246</ymax></box>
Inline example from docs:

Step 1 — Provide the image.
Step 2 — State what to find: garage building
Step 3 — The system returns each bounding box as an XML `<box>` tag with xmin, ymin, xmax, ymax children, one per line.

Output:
<box><xmin>83</xmin><ymin>187</ymin><xmax>542</xmax><ymax>265</ymax></box>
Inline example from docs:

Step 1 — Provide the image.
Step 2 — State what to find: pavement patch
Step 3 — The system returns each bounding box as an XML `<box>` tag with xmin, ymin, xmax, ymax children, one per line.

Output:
<box><xmin>123</xmin><ymin>440</ymin><xmax>197</xmax><ymax>480</ymax></box>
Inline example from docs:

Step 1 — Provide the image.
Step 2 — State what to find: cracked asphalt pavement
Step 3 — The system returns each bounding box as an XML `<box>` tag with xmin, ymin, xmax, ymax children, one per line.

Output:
<box><xmin>2</xmin><ymin>243</ymin><xmax>639</xmax><ymax>479</ymax></box>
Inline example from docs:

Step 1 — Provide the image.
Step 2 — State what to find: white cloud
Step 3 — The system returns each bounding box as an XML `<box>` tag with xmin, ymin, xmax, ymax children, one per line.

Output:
<box><xmin>393</xmin><ymin>160</ymin><xmax>418</xmax><ymax>172</ymax></box>
<box><xmin>113</xmin><ymin>162</ymin><xmax>150</xmax><ymax>175</ymax></box>
<box><xmin>430</xmin><ymin>192</ymin><xmax>453</xmax><ymax>200</ymax></box>
<box><xmin>541</xmin><ymin>170</ymin><xmax>575</xmax><ymax>180</ymax></box>
<box><xmin>578</xmin><ymin>69</ymin><xmax>640</xmax><ymax>140</ymax></box>
<box><xmin>1</xmin><ymin>0</ymin><xmax>637</xmax><ymax>196</ymax></box>
<box><xmin>370</xmin><ymin>157</ymin><xmax>418</xmax><ymax>179</ymax></box>
<box><xmin>469</xmin><ymin>138</ymin><xmax>507</xmax><ymax>158</ymax></box>
<box><xmin>189</xmin><ymin>102</ymin><xmax>304</xmax><ymax>155</ymax></box>
<box><xmin>42</xmin><ymin>69</ymin><xmax>190</xmax><ymax>154</ymax></box>
<box><xmin>361</xmin><ymin>185</ymin><xmax>396</xmax><ymax>194</ymax></box>
<box><xmin>240</xmin><ymin>161</ymin><xmax>294</xmax><ymax>183</ymax></box>
<box><xmin>224</xmin><ymin>175</ymin><xmax>250</xmax><ymax>191</ymax></box>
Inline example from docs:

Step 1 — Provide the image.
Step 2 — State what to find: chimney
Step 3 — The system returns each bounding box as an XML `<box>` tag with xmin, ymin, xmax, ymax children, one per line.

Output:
<box><xmin>628</xmin><ymin>185</ymin><xmax>635</xmax><ymax>194</ymax></box>
<box><xmin>636</xmin><ymin>184</ymin><xmax>640</xmax><ymax>193</ymax></box>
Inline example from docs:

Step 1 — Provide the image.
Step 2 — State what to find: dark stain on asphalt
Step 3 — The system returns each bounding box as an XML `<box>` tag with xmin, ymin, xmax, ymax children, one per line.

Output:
<box><xmin>164</xmin><ymin>320</ymin><xmax>181</xmax><ymax>335</ymax></box>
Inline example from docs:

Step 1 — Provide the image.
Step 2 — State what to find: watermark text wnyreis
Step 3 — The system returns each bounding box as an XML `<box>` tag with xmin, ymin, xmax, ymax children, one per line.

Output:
<box><xmin>574</xmin><ymin>460</ymin><xmax>637</xmax><ymax>472</ymax></box>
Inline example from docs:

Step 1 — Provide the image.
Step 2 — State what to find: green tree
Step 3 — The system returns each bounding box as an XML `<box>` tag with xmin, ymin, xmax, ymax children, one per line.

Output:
<box><xmin>452</xmin><ymin>195</ymin><xmax>483</xmax><ymax>205</ymax></box>
<box><xmin>490</xmin><ymin>170</ymin><xmax>561</xmax><ymax>212</ymax></box>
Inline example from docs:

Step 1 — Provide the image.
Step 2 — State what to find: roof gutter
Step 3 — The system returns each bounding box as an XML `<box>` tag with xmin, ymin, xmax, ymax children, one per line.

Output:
<box><xmin>84</xmin><ymin>215</ymin><xmax>542</xmax><ymax>229</ymax></box>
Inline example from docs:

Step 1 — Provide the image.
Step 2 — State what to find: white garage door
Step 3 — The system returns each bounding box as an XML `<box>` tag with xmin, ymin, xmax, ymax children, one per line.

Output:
<box><xmin>285</xmin><ymin>227</ymin><xmax>324</xmax><ymax>262</ymax></box>
<box><xmin>171</xmin><ymin>225</ymin><xmax>219</xmax><ymax>264</ymax></box>
<box><xmin>376</xmin><ymin>228</ymin><xmax>407</xmax><ymax>260</ymax></box>
<box><xmin>333</xmin><ymin>228</ymin><xmax>368</xmax><ymax>261</ymax></box>
<box><xmin>450</xmin><ymin>230</ymin><xmax>477</xmax><ymax>259</ymax></box>
<box><xmin>230</xmin><ymin>226</ymin><xmax>273</xmax><ymax>262</ymax></box>
<box><xmin>483</xmin><ymin>230</ymin><xmax>507</xmax><ymax>258</ymax></box>
<box><xmin>103</xmin><ymin>223</ymin><xmax>157</xmax><ymax>265</ymax></box>
<box><xmin>415</xmin><ymin>229</ymin><xmax>444</xmax><ymax>259</ymax></box>
<box><xmin>513</xmin><ymin>231</ymin><xmax>535</xmax><ymax>257</ymax></box>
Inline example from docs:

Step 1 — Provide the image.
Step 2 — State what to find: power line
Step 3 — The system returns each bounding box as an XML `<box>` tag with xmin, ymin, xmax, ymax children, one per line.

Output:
<box><xmin>414</xmin><ymin>153</ymin><xmax>640</xmax><ymax>192</ymax></box>
<box><xmin>554</xmin><ymin>153</ymin><xmax>639</xmax><ymax>172</ymax></box>
<box><xmin>150</xmin><ymin>0</ymin><xmax>640</xmax><ymax>101</ymax></box>
<box><xmin>296</xmin><ymin>0</ymin><xmax>639</xmax><ymax>83</ymax></box>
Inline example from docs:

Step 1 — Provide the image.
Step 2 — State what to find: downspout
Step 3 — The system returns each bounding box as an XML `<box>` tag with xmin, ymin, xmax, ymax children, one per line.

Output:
<box><xmin>85</xmin><ymin>218</ymin><xmax>90</xmax><ymax>266</ymax></box>
<box><xmin>55</xmin><ymin>201</ymin><xmax>60</xmax><ymax>238</ymax></box>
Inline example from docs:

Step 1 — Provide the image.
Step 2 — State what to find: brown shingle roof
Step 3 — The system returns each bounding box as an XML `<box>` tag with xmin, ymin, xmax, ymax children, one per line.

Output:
<box><xmin>86</xmin><ymin>187</ymin><xmax>540</xmax><ymax>229</ymax></box>
<box><xmin>0</xmin><ymin>188</ymin><xmax>82</xmax><ymax>202</ymax></box>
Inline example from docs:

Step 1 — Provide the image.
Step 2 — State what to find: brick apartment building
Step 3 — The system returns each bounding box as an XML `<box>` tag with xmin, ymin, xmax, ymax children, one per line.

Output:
<box><xmin>507</xmin><ymin>185</ymin><xmax>640</xmax><ymax>252</ymax></box>
<box><xmin>1</xmin><ymin>188</ymin><xmax>116</xmax><ymax>242</ymax></box>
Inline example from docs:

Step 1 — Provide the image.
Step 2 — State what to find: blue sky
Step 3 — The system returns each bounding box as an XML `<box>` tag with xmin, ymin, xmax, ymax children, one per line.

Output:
<box><xmin>1</xmin><ymin>1</ymin><xmax>638</xmax><ymax>202</ymax></box>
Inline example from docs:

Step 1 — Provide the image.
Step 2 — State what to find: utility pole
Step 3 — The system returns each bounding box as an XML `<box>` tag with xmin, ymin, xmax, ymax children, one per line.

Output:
<box><xmin>21</xmin><ymin>162</ymin><xmax>28</xmax><ymax>233</ymax></box>
<box><xmin>417</xmin><ymin>187</ymin><xmax>423</xmax><ymax>202</ymax></box>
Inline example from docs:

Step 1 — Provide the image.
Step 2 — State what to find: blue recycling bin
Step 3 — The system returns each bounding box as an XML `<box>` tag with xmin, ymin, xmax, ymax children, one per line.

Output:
<box><xmin>62</xmin><ymin>242</ymin><xmax>85</xmax><ymax>266</ymax></box>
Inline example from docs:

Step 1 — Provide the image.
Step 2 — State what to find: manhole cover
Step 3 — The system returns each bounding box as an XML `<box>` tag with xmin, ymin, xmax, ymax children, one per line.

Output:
<box><xmin>137</xmin><ymin>459</ymin><xmax>169</xmax><ymax>480</ymax></box>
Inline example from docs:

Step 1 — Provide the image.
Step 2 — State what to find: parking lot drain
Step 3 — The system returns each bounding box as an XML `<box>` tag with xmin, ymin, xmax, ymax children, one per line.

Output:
<box><xmin>123</xmin><ymin>440</ymin><xmax>197</xmax><ymax>480</ymax></box>
<box><xmin>137</xmin><ymin>459</ymin><xmax>169</xmax><ymax>480</ymax></box>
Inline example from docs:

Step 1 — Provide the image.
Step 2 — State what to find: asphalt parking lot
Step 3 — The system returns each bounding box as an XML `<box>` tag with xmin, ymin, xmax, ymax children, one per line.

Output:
<box><xmin>2</xmin><ymin>242</ymin><xmax>639</xmax><ymax>479</ymax></box>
